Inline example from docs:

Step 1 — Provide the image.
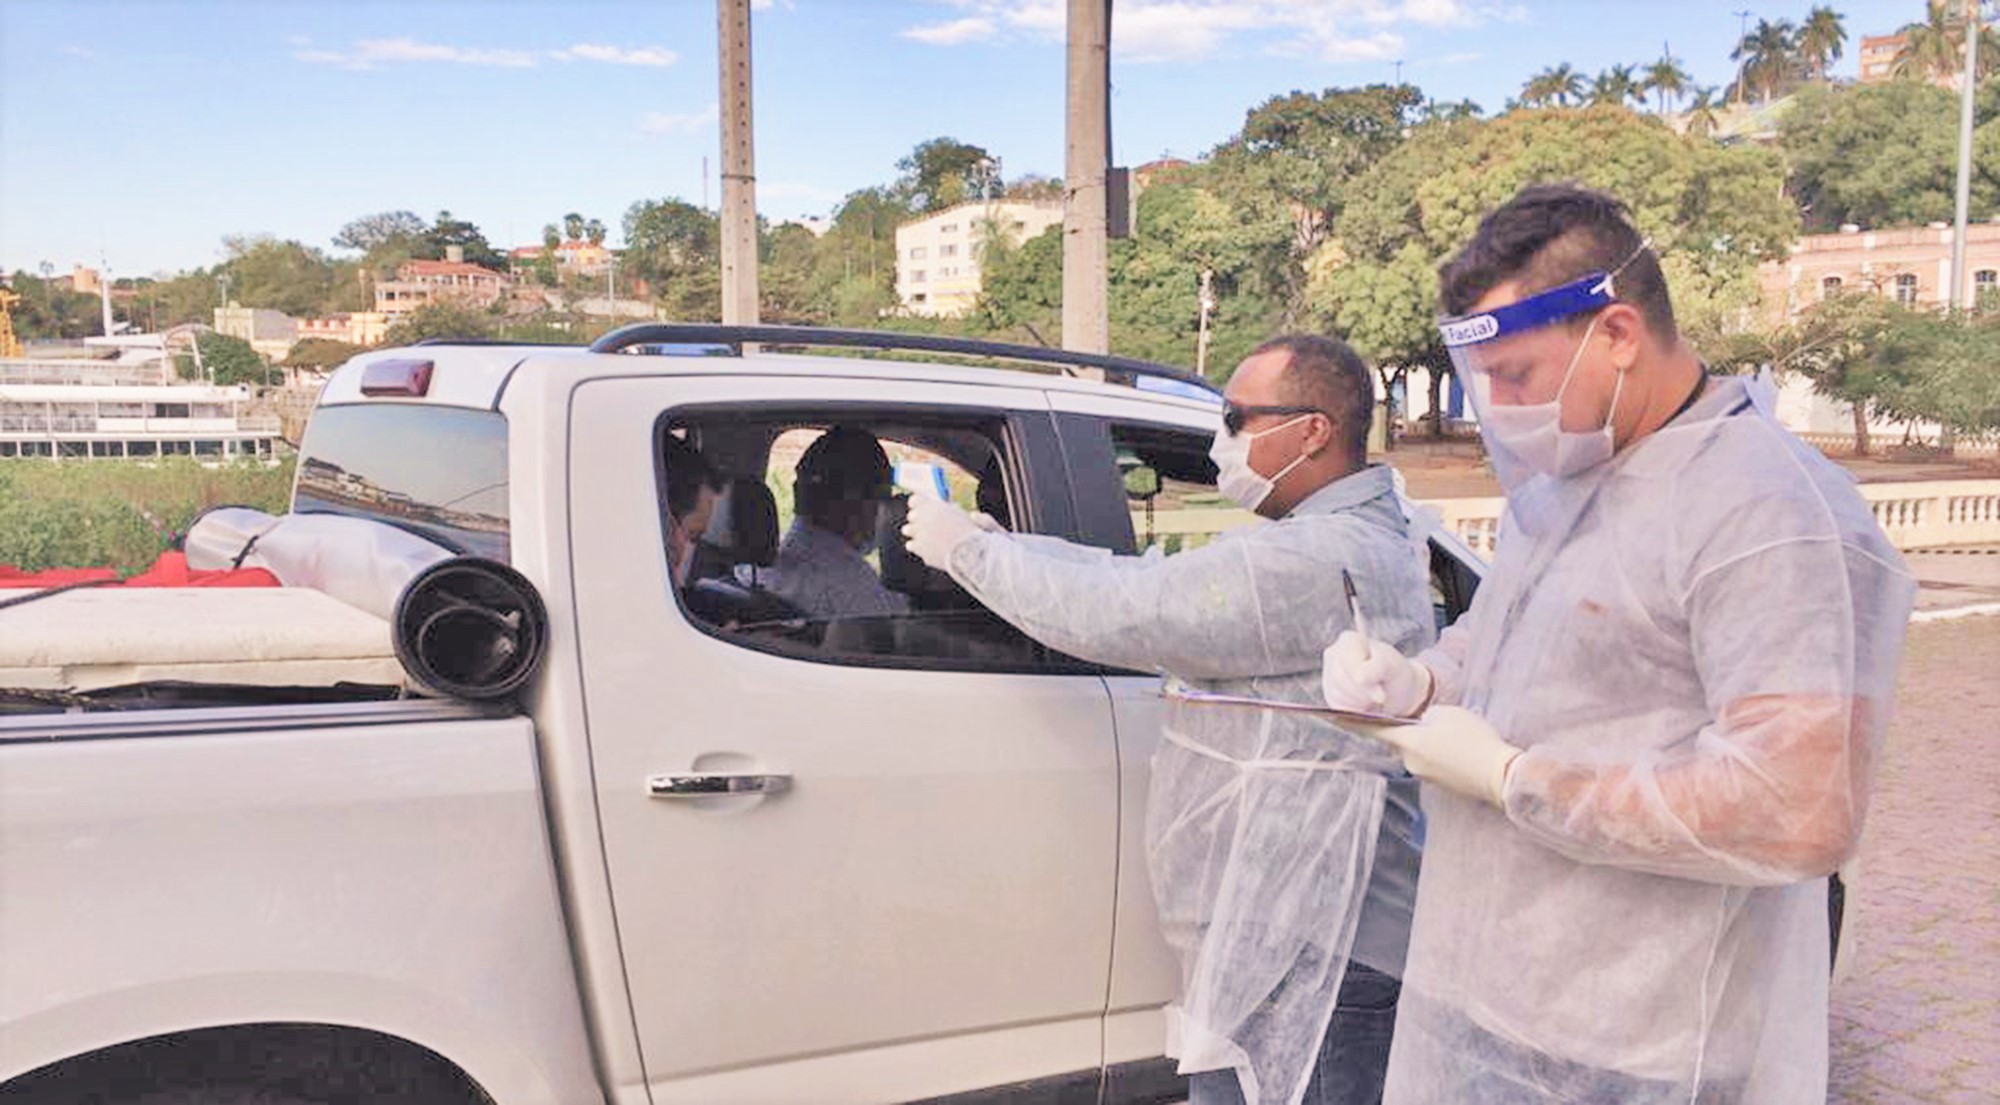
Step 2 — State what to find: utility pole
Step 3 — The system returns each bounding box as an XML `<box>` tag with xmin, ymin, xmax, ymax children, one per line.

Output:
<box><xmin>1062</xmin><ymin>0</ymin><xmax>1110</xmax><ymax>355</ymax></box>
<box><xmin>1950</xmin><ymin>0</ymin><xmax>1980</xmax><ymax>313</ymax></box>
<box><xmin>717</xmin><ymin>0</ymin><xmax>759</xmax><ymax>326</ymax></box>
<box><xmin>1195</xmin><ymin>268</ymin><xmax>1215</xmax><ymax>378</ymax></box>
<box><xmin>1732</xmin><ymin>10</ymin><xmax>1753</xmax><ymax>104</ymax></box>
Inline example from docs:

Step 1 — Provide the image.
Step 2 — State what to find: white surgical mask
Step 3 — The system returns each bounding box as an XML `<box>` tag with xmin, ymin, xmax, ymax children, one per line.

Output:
<box><xmin>1209</xmin><ymin>414</ymin><xmax>1313</xmax><ymax>512</ymax></box>
<box><xmin>1480</xmin><ymin>315</ymin><xmax>1626</xmax><ymax>480</ymax></box>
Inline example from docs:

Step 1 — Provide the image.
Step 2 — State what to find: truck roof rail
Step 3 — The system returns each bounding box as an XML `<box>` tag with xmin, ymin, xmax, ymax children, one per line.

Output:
<box><xmin>587</xmin><ymin>323</ymin><xmax>1220</xmax><ymax>396</ymax></box>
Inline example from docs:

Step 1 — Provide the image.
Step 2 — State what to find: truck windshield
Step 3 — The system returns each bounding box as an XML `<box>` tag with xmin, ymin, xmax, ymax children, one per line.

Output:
<box><xmin>293</xmin><ymin>404</ymin><xmax>510</xmax><ymax>562</ymax></box>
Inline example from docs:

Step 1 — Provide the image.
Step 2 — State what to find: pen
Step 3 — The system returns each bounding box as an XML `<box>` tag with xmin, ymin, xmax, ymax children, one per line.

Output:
<box><xmin>1341</xmin><ymin>568</ymin><xmax>1386</xmax><ymax>707</ymax></box>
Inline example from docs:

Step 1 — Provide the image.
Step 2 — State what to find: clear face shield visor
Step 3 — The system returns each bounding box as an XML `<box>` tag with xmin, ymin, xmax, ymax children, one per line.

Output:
<box><xmin>1439</xmin><ymin>272</ymin><xmax>1617</xmax><ymax>492</ymax></box>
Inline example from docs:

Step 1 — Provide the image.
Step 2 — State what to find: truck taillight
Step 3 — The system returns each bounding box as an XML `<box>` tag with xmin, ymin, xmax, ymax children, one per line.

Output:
<box><xmin>361</xmin><ymin>359</ymin><xmax>435</xmax><ymax>397</ymax></box>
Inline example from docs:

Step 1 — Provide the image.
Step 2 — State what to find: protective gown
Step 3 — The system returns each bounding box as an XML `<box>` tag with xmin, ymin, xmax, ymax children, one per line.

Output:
<box><xmin>1387</xmin><ymin>377</ymin><xmax>1915</xmax><ymax>1104</ymax></box>
<box><xmin>939</xmin><ymin>466</ymin><xmax>1436</xmax><ymax>1105</ymax></box>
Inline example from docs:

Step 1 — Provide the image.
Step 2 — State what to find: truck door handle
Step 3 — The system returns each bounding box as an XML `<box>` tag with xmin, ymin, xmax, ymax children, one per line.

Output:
<box><xmin>648</xmin><ymin>773</ymin><xmax>793</xmax><ymax>798</ymax></box>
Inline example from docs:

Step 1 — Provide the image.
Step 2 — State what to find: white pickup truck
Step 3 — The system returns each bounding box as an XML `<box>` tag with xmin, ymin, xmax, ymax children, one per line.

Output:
<box><xmin>0</xmin><ymin>327</ymin><xmax>1492</xmax><ymax>1105</ymax></box>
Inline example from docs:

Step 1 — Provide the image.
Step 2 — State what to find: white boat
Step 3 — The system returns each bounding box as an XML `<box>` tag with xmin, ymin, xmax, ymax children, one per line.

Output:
<box><xmin>0</xmin><ymin>358</ymin><xmax>283</xmax><ymax>461</ymax></box>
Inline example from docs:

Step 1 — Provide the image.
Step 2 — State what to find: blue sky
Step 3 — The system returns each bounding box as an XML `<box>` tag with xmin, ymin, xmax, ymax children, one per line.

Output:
<box><xmin>1</xmin><ymin>0</ymin><xmax>1925</xmax><ymax>278</ymax></box>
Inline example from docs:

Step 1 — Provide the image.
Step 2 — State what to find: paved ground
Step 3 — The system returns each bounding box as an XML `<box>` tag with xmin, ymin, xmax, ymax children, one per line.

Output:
<box><xmin>1829</xmin><ymin>613</ymin><xmax>2000</xmax><ymax>1104</ymax></box>
<box><xmin>1903</xmin><ymin>547</ymin><xmax>2000</xmax><ymax>614</ymax></box>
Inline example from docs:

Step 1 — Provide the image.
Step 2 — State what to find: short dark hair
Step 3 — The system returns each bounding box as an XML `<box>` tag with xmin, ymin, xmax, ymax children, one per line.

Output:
<box><xmin>661</xmin><ymin>431</ymin><xmax>723</xmax><ymax>523</ymax></box>
<box><xmin>1252</xmin><ymin>333</ymin><xmax>1374</xmax><ymax>468</ymax></box>
<box><xmin>795</xmin><ymin>425</ymin><xmax>890</xmax><ymax>522</ymax></box>
<box><xmin>1438</xmin><ymin>183</ymin><xmax>1676</xmax><ymax>341</ymax></box>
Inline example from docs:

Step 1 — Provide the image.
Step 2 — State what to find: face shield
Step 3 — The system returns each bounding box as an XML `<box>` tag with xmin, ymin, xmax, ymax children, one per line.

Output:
<box><xmin>1439</xmin><ymin>272</ymin><xmax>1617</xmax><ymax>492</ymax></box>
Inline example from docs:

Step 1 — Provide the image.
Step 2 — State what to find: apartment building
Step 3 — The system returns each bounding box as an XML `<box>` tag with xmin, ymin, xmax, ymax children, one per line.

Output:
<box><xmin>1758</xmin><ymin>222</ymin><xmax>2000</xmax><ymax>320</ymax></box>
<box><xmin>894</xmin><ymin>199</ymin><xmax>1064</xmax><ymax>317</ymax></box>
<box><xmin>374</xmin><ymin>247</ymin><xmax>510</xmax><ymax>316</ymax></box>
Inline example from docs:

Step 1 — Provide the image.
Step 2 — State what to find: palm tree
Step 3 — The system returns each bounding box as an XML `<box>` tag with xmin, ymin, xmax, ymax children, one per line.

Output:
<box><xmin>1797</xmin><ymin>5</ymin><xmax>1848</xmax><ymax>80</ymax></box>
<box><xmin>1895</xmin><ymin>0</ymin><xmax>2000</xmax><ymax>83</ymax></box>
<box><xmin>1732</xmin><ymin>18</ymin><xmax>1798</xmax><ymax>103</ymax></box>
<box><xmin>1684</xmin><ymin>86</ymin><xmax>1723</xmax><ymax>140</ymax></box>
<box><xmin>1519</xmin><ymin>68</ymin><xmax>1563</xmax><ymax>107</ymax></box>
<box><xmin>1530</xmin><ymin>62</ymin><xmax>1585</xmax><ymax>107</ymax></box>
<box><xmin>1591</xmin><ymin>64</ymin><xmax>1645</xmax><ymax>108</ymax></box>
<box><xmin>1645</xmin><ymin>52</ymin><xmax>1691</xmax><ymax>114</ymax></box>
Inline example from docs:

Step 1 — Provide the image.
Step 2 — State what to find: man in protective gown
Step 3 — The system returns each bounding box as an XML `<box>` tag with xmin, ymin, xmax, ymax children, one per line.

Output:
<box><xmin>1322</xmin><ymin>185</ymin><xmax>1915</xmax><ymax>1104</ymax></box>
<box><xmin>904</xmin><ymin>335</ymin><xmax>1436</xmax><ymax>1105</ymax></box>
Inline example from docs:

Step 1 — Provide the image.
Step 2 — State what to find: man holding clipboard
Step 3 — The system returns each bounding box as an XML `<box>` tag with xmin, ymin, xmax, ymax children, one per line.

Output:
<box><xmin>902</xmin><ymin>335</ymin><xmax>1435</xmax><ymax>1105</ymax></box>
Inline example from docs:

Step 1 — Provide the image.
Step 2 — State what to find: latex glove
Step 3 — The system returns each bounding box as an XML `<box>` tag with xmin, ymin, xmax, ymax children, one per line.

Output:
<box><xmin>1357</xmin><ymin>706</ymin><xmax>1522</xmax><ymax>809</ymax></box>
<box><xmin>902</xmin><ymin>492</ymin><xmax>983</xmax><ymax>570</ymax></box>
<box><xmin>1322</xmin><ymin>630</ymin><xmax>1433</xmax><ymax>718</ymax></box>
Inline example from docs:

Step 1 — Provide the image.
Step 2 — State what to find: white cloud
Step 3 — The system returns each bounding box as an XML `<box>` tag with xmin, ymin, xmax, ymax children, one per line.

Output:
<box><xmin>898</xmin><ymin>0</ymin><xmax>1517</xmax><ymax>63</ymax></box>
<box><xmin>59</xmin><ymin>45</ymin><xmax>96</xmax><ymax>59</ymax></box>
<box><xmin>901</xmin><ymin>17</ymin><xmax>999</xmax><ymax>45</ymax></box>
<box><xmin>295</xmin><ymin>37</ymin><xmax>537</xmax><ymax>70</ymax></box>
<box><xmin>639</xmin><ymin>104</ymin><xmax>721</xmax><ymax>136</ymax></box>
<box><xmin>554</xmin><ymin>43</ymin><xmax>678</xmax><ymax>66</ymax></box>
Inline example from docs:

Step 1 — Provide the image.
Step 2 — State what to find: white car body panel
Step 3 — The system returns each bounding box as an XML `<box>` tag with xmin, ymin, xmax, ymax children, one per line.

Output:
<box><xmin>0</xmin><ymin>710</ymin><xmax>602</xmax><ymax>1105</ymax></box>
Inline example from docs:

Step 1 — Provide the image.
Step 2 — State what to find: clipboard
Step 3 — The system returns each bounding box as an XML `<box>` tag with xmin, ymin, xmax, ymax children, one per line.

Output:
<box><xmin>1159</xmin><ymin>687</ymin><xmax>1417</xmax><ymax>727</ymax></box>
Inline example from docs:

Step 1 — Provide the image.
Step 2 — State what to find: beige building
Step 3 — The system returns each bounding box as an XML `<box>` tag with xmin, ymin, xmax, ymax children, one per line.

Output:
<box><xmin>212</xmin><ymin>304</ymin><xmax>298</xmax><ymax>362</ymax></box>
<box><xmin>1859</xmin><ymin>32</ymin><xmax>1904</xmax><ymax>83</ymax></box>
<box><xmin>296</xmin><ymin>312</ymin><xmax>391</xmax><ymax>348</ymax></box>
<box><xmin>894</xmin><ymin>200</ymin><xmax>1064</xmax><ymax>317</ymax></box>
<box><xmin>374</xmin><ymin>249</ymin><xmax>510</xmax><ymax>317</ymax></box>
<box><xmin>1758</xmin><ymin>222</ymin><xmax>2000</xmax><ymax>320</ymax></box>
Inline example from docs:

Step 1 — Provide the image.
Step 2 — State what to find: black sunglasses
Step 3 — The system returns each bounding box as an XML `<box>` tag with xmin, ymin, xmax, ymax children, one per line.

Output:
<box><xmin>1221</xmin><ymin>403</ymin><xmax>1330</xmax><ymax>436</ymax></box>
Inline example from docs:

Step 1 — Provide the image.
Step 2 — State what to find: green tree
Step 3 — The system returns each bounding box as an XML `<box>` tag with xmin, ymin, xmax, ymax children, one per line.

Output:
<box><xmin>1645</xmin><ymin>54</ymin><xmax>1691</xmax><ymax>115</ymax></box>
<box><xmin>1591</xmin><ymin>65</ymin><xmax>1646</xmax><ymax>108</ymax></box>
<box><xmin>807</xmin><ymin>187</ymin><xmax>913</xmax><ymax>326</ymax></box>
<box><xmin>563</xmin><ymin>213</ymin><xmax>586</xmax><ymax>242</ymax></box>
<box><xmin>1779</xmin><ymin>81</ymin><xmax>2000</xmax><ymax>231</ymax></box>
<box><xmin>1733</xmin><ymin>18</ymin><xmax>1798</xmax><ymax>103</ymax></box>
<box><xmin>1315</xmin><ymin>106</ymin><xmax>1796</xmax><ymax>434</ymax></box>
<box><xmin>1798</xmin><ymin>6</ymin><xmax>1848</xmax><ymax>81</ymax></box>
<box><xmin>1520</xmin><ymin>63</ymin><xmax>1585</xmax><ymax>108</ymax></box>
<box><xmin>623</xmin><ymin>198</ymin><xmax>721</xmax><ymax>321</ymax></box>
<box><xmin>333</xmin><ymin>210</ymin><xmax>426</xmax><ymax>253</ymax></box>
<box><xmin>1106</xmin><ymin>180</ymin><xmax>1287</xmax><ymax>375</ymax></box>
<box><xmin>4</xmin><ymin>272</ymin><xmax>104</xmax><ymax>340</ymax></box>
<box><xmin>176</xmin><ymin>331</ymin><xmax>269</xmax><ymax>387</ymax></box>
<box><xmin>217</xmin><ymin>236</ymin><xmax>342</xmax><ymax>317</ymax></box>
<box><xmin>1893</xmin><ymin>0</ymin><xmax>2000</xmax><ymax>82</ymax></box>
<box><xmin>760</xmin><ymin>221</ymin><xmax>824</xmax><ymax>324</ymax></box>
<box><xmin>381</xmin><ymin>302</ymin><xmax>499</xmax><ymax>346</ymax></box>
<box><xmin>283</xmin><ymin>337</ymin><xmax>367</xmax><ymax>373</ymax></box>
<box><xmin>976</xmin><ymin>225</ymin><xmax>1064</xmax><ymax>342</ymax></box>
<box><xmin>1206</xmin><ymin>83</ymin><xmax>1426</xmax><ymax>323</ymax></box>
<box><xmin>897</xmin><ymin>137</ymin><xmax>995</xmax><ymax>212</ymax></box>
<box><xmin>413</xmin><ymin>210</ymin><xmax>507</xmax><ymax>270</ymax></box>
<box><xmin>1683</xmin><ymin>86</ymin><xmax>1723</xmax><ymax>139</ymax></box>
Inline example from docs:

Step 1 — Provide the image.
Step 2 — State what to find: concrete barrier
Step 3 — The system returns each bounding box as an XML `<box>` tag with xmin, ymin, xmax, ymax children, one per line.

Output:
<box><xmin>1132</xmin><ymin>479</ymin><xmax>2000</xmax><ymax>559</ymax></box>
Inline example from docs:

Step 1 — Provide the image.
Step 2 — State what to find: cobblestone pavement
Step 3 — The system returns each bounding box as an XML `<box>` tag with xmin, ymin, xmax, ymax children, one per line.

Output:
<box><xmin>1829</xmin><ymin>614</ymin><xmax>2000</xmax><ymax>1104</ymax></box>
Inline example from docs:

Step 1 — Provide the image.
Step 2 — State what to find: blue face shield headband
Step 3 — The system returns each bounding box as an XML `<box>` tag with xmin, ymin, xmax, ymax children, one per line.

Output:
<box><xmin>1437</xmin><ymin>271</ymin><xmax>1616</xmax><ymax>351</ymax></box>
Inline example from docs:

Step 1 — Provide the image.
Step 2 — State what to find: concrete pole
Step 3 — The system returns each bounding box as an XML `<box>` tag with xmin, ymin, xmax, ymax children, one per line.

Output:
<box><xmin>1062</xmin><ymin>0</ymin><xmax>1110</xmax><ymax>355</ymax></box>
<box><xmin>718</xmin><ymin>0</ymin><xmax>759</xmax><ymax>326</ymax></box>
<box><xmin>1950</xmin><ymin>0</ymin><xmax>1980</xmax><ymax>313</ymax></box>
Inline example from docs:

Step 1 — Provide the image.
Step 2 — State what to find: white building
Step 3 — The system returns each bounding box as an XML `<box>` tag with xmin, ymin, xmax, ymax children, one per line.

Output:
<box><xmin>894</xmin><ymin>200</ymin><xmax>1064</xmax><ymax>317</ymax></box>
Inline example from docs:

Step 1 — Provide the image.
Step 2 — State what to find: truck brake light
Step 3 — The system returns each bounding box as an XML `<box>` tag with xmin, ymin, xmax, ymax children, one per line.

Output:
<box><xmin>361</xmin><ymin>359</ymin><xmax>435</xmax><ymax>397</ymax></box>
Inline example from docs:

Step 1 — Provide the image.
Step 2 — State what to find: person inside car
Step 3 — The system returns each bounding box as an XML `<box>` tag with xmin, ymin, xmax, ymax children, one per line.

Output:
<box><xmin>765</xmin><ymin>425</ymin><xmax>911</xmax><ymax>620</ymax></box>
<box><xmin>660</xmin><ymin>431</ymin><xmax>724</xmax><ymax>590</ymax></box>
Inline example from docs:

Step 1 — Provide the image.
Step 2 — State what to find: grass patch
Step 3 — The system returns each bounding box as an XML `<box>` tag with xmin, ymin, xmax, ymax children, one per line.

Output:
<box><xmin>0</xmin><ymin>458</ymin><xmax>296</xmax><ymax>573</ymax></box>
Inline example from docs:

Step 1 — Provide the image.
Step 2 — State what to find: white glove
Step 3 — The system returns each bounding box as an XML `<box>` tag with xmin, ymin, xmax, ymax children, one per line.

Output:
<box><xmin>1322</xmin><ymin>630</ymin><xmax>1433</xmax><ymax>718</ymax></box>
<box><xmin>1354</xmin><ymin>706</ymin><xmax>1522</xmax><ymax>809</ymax></box>
<box><xmin>970</xmin><ymin>511</ymin><xmax>1007</xmax><ymax>534</ymax></box>
<box><xmin>902</xmin><ymin>493</ymin><xmax>983</xmax><ymax>570</ymax></box>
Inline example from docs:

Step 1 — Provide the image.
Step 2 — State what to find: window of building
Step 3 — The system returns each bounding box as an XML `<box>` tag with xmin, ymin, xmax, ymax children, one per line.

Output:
<box><xmin>1977</xmin><ymin>270</ymin><xmax>1997</xmax><ymax>309</ymax></box>
<box><xmin>908</xmin><ymin>247</ymin><xmax>927</xmax><ymax>260</ymax></box>
<box><xmin>1821</xmin><ymin>275</ymin><xmax>1843</xmax><ymax>300</ymax></box>
<box><xmin>910</xmin><ymin>270</ymin><xmax>926</xmax><ymax>283</ymax></box>
<box><xmin>661</xmin><ymin>411</ymin><xmax>1087</xmax><ymax>674</ymax></box>
<box><xmin>912</xmin><ymin>293</ymin><xmax>928</xmax><ymax>304</ymax></box>
<box><xmin>939</xmin><ymin>224</ymin><xmax>958</xmax><ymax>233</ymax></box>
<box><xmin>1894</xmin><ymin>273</ymin><xmax>1919</xmax><ymax>305</ymax></box>
<box><xmin>940</xmin><ymin>244</ymin><xmax>958</xmax><ymax>257</ymax></box>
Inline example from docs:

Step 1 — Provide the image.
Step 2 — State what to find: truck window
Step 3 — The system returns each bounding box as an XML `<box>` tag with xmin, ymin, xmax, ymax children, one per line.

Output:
<box><xmin>293</xmin><ymin>404</ymin><xmax>510</xmax><ymax>561</ymax></box>
<box><xmin>662</xmin><ymin>411</ymin><xmax>1087</xmax><ymax>673</ymax></box>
